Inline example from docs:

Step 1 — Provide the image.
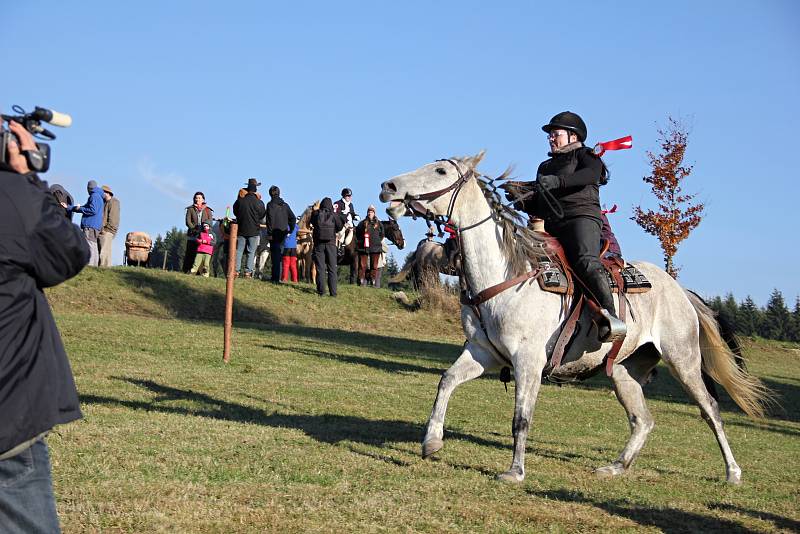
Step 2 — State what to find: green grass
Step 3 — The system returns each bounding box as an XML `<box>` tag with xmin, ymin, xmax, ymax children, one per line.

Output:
<box><xmin>45</xmin><ymin>267</ymin><xmax>799</xmax><ymax>532</ymax></box>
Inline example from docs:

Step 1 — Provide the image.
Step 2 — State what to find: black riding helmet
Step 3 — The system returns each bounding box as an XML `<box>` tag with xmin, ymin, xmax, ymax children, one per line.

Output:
<box><xmin>542</xmin><ymin>111</ymin><xmax>587</xmax><ymax>143</ymax></box>
<box><xmin>341</xmin><ymin>188</ymin><xmax>352</xmax><ymax>197</ymax></box>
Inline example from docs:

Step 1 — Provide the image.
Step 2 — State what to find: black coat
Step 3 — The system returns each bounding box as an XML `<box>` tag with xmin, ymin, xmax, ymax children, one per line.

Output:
<box><xmin>233</xmin><ymin>191</ymin><xmax>266</xmax><ymax>237</ymax></box>
<box><xmin>355</xmin><ymin>218</ymin><xmax>385</xmax><ymax>253</ymax></box>
<box><xmin>310</xmin><ymin>197</ymin><xmax>345</xmax><ymax>243</ymax></box>
<box><xmin>0</xmin><ymin>168</ymin><xmax>89</xmax><ymax>454</ymax></box>
<box><xmin>265</xmin><ymin>196</ymin><xmax>296</xmax><ymax>239</ymax></box>
<box><xmin>519</xmin><ymin>146</ymin><xmax>604</xmax><ymax>223</ymax></box>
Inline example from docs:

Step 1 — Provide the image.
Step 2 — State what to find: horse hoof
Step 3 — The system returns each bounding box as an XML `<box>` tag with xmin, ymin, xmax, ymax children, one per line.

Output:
<box><xmin>595</xmin><ymin>463</ymin><xmax>626</xmax><ymax>478</ymax></box>
<box><xmin>726</xmin><ymin>467</ymin><xmax>742</xmax><ymax>485</ymax></box>
<box><xmin>496</xmin><ymin>469</ymin><xmax>524</xmax><ymax>483</ymax></box>
<box><xmin>421</xmin><ymin>439</ymin><xmax>443</xmax><ymax>459</ymax></box>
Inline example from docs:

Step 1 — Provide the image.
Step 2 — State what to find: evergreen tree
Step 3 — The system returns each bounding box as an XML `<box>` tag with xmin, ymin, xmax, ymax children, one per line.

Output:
<box><xmin>737</xmin><ymin>296</ymin><xmax>761</xmax><ymax>337</ymax></box>
<box><xmin>385</xmin><ymin>253</ymin><xmax>400</xmax><ymax>278</ymax></box>
<box><xmin>759</xmin><ymin>289</ymin><xmax>791</xmax><ymax>341</ymax></box>
<box><xmin>719</xmin><ymin>293</ymin><xmax>739</xmax><ymax>332</ymax></box>
<box><xmin>790</xmin><ymin>296</ymin><xmax>800</xmax><ymax>342</ymax></box>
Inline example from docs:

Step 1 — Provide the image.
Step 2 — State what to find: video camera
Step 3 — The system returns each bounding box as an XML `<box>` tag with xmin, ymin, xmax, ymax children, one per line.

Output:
<box><xmin>0</xmin><ymin>105</ymin><xmax>72</xmax><ymax>173</ymax></box>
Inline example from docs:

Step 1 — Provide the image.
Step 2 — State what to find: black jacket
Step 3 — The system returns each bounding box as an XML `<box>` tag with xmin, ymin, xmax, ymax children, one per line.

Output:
<box><xmin>265</xmin><ymin>196</ymin><xmax>296</xmax><ymax>239</ymax></box>
<box><xmin>519</xmin><ymin>145</ymin><xmax>604</xmax><ymax>223</ymax></box>
<box><xmin>233</xmin><ymin>191</ymin><xmax>266</xmax><ymax>238</ymax></box>
<box><xmin>355</xmin><ymin>218</ymin><xmax>385</xmax><ymax>253</ymax></box>
<box><xmin>310</xmin><ymin>197</ymin><xmax>345</xmax><ymax>243</ymax></box>
<box><xmin>0</xmin><ymin>168</ymin><xmax>89</xmax><ymax>454</ymax></box>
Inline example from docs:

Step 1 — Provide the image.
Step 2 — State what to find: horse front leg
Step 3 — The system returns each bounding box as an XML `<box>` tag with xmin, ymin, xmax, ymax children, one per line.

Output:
<box><xmin>497</xmin><ymin>353</ymin><xmax>546</xmax><ymax>483</ymax></box>
<box><xmin>422</xmin><ymin>342</ymin><xmax>499</xmax><ymax>458</ymax></box>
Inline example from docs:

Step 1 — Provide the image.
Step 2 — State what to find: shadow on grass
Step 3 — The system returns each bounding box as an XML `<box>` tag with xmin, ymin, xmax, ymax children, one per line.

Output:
<box><xmin>80</xmin><ymin>377</ymin><xmax>507</xmax><ymax>453</ymax></box>
<box><xmin>116</xmin><ymin>269</ymin><xmax>279</xmax><ymax>324</ymax></box>
<box><xmin>115</xmin><ymin>269</ymin><xmax>462</xmax><ymax>366</ymax></box>
<box><xmin>527</xmin><ymin>488</ymin><xmax>760</xmax><ymax>534</ymax></box>
<box><xmin>261</xmin><ymin>342</ymin><xmax>445</xmax><ymax>375</ymax></box>
<box><xmin>571</xmin><ymin>367</ymin><xmax>800</xmax><ymax>426</ymax></box>
<box><xmin>708</xmin><ymin>503</ymin><xmax>800</xmax><ymax>532</ymax></box>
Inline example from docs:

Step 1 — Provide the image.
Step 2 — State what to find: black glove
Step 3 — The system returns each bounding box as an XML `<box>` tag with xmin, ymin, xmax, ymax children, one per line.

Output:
<box><xmin>537</xmin><ymin>174</ymin><xmax>561</xmax><ymax>190</ymax></box>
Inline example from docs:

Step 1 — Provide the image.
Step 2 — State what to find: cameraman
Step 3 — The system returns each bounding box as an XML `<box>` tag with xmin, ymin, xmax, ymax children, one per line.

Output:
<box><xmin>0</xmin><ymin>119</ymin><xmax>89</xmax><ymax>532</ymax></box>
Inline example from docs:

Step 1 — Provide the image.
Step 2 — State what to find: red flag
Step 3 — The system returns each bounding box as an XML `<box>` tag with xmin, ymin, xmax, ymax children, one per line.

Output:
<box><xmin>602</xmin><ymin>204</ymin><xmax>618</xmax><ymax>215</ymax></box>
<box><xmin>593</xmin><ymin>135</ymin><xmax>633</xmax><ymax>157</ymax></box>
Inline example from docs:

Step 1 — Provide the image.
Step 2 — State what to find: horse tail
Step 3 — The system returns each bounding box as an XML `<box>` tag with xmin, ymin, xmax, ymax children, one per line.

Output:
<box><xmin>685</xmin><ymin>290</ymin><xmax>773</xmax><ymax>418</ymax></box>
<box><xmin>391</xmin><ymin>251</ymin><xmax>416</xmax><ymax>283</ymax></box>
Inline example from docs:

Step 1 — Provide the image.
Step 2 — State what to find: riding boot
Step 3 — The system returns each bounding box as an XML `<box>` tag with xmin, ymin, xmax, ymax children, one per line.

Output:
<box><xmin>584</xmin><ymin>268</ymin><xmax>627</xmax><ymax>342</ymax></box>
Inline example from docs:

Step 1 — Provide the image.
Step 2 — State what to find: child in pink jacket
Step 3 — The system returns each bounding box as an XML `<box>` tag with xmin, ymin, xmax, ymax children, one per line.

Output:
<box><xmin>190</xmin><ymin>222</ymin><xmax>215</xmax><ymax>277</ymax></box>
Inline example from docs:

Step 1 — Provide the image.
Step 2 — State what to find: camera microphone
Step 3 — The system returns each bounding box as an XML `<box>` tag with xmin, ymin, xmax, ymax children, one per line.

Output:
<box><xmin>32</xmin><ymin>107</ymin><xmax>72</xmax><ymax>128</ymax></box>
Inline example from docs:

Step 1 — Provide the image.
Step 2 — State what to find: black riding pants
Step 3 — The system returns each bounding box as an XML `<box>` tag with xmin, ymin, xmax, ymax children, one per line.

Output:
<box><xmin>313</xmin><ymin>241</ymin><xmax>338</xmax><ymax>296</ymax></box>
<box><xmin>546</xmin><ymin>216</ymin><xmax>616</xmax><ymax>314</ymax></box>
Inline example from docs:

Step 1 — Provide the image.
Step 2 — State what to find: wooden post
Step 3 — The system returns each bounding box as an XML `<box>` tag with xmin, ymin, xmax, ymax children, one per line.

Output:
<box><xmin>223</xmin><ymin>222</ymin><xmax>238</xmax><ymax>363</ymax></box>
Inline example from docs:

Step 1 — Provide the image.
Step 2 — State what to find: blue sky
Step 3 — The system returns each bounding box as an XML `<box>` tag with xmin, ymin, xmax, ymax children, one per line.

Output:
<box><xmin>3</xmin><ymin>1</ymin><xmax>798</xmax><ymax>305</ymax></box>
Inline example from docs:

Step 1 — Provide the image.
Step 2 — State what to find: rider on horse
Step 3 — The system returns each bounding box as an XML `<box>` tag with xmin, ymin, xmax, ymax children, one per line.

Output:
<box><xmin>509</xmin><ymin>111</ymin><xmax>626</xmax><ymax>342</ymax></box>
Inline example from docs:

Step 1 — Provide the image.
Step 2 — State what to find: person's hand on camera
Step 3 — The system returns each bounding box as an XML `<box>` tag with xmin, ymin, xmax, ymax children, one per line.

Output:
<box><xmin>536</xmin><ymin>174</ymin><xmax>561</xmax><ymax>191</ymax></box>
<box><xmin>5</xmin><ymin>121</ymin><xmax>37</xmax><ymax>174</ymax></box>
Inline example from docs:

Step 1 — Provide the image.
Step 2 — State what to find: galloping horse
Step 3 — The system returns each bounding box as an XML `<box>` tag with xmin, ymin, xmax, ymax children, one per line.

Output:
<box><xmin>380</xmin><ymin>152</ymin><xmax>770</xmax><ymax>484</ymax></box>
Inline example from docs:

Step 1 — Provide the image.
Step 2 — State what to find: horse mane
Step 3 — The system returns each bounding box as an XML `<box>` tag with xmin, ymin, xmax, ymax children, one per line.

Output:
<box><xmin>299</xmin><ymin>202</ymin><xmax>319</xmax><ymax>228</ymax></box>
<box><xmin>455</xmin><ymin>156</ymin><xmax>550</xmax><ymax>276</ymax></box>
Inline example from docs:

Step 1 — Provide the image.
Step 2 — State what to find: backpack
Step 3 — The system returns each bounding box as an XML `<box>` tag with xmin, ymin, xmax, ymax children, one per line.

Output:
<box><xmin>316</xmin><ymin>209</ymin><xmax>336</xmax><ymax>242</ymax></box>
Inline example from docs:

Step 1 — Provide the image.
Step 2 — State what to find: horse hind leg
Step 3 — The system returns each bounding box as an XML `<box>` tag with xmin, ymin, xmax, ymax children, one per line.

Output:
<box><xmin>422</xmin><ymin>343</ymin><xmax>499</xmax><ymax>459</ymax></box>
<box><xmin>597</xmin><ymin>344</ymin><xmax>660</xmax><ymax>478</ymax></box>
<box><xmin>664</xmin><ymin>349</ymin><xmax>742</xmax><ymax>484</ymax></box>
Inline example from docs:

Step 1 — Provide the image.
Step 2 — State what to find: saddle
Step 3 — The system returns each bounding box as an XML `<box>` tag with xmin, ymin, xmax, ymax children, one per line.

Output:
<box><xmin>336</xmin><ymin>226</ymin><xmax>354</xmax><ymax>248</ymax></box>
<box><xmin>534</xmin><ymin>233</ymin><xmax>652</xmax><ymax>296</ymax></box>
<box><xmin>532</xmin><ymin>231</ymin><xmax>651</xmax><ymax>379</ymax></box>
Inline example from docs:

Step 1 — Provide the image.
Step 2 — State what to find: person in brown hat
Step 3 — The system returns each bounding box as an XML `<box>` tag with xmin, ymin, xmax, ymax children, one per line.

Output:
<box><xmin>98</xmin><ymin>185</ymin><xmax>121</xmax><ymax>267</ymax></box>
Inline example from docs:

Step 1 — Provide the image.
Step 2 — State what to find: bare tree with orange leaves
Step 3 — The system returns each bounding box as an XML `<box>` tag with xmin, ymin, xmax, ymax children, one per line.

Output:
<box><xmin>632</xmin><ymin>117</ymin><xmax>704</xmax><ymax>279</ymax></box>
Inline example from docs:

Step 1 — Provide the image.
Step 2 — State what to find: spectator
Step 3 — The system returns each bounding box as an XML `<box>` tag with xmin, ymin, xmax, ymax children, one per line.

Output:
<box><xmin>355</xmin><ymin>205</ymin><xmax>384</xmax><ymax>286</ymax></box>
<box><xmin>265</xmin><ymin>185</ymin><xmax>296</xmax><ymax>283</ymax></box>
<box><xmin>190</xmin><ymin>222</ymin><xmax>215</xmax><ymax>277</ymax></box>
<box><xmin>183</xmin><ymin>192</ymin><xmax>213</xmax><ymax>273</ymax></box>
<box><xmin>98</xmin><ymin>184</ymin><xmax>120</xmax><ymax>267</ymax></box>
<box><xmin>281</xmin><ymin>220</ymin><xmax>299</xmax><ymax>283</ymax></box>
<box><xmin>310</xmin><ymin>197</ymin><xmax>345</xmax><ymax>296</ymax></box>
<box><xmin>233</xmin><ymin>178</ymin><xmax>266</xmax><ymax>278</ymax></box>
<box><xmin>0</xmin><ymin>117</ymin><xmax>89</xmax><ymax>532</ymax></box>
<box><xmin>50</xmin><ymin>183</ymin><xmax>74</xmax><ymax>220</ymax></box>
<box><xmin>67</xmin><ymin>180</ymin><xmax>104</xmax><ymax>266</ymax></box>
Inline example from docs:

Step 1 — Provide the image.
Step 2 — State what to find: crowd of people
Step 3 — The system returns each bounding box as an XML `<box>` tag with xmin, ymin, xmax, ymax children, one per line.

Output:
<box><xmin>179</xmin><ymin>183</ymin><xmax>392</xmax><ymax>297</ymax></box>
<box><xmin>55</xmin><ymin>180</ymin><xmax>120</xmax><ymax>268</ymax></box>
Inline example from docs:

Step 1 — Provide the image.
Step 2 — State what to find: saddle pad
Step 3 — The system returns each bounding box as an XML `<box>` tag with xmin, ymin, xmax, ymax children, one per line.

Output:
<box><xmin>537</xmin><ymin>261</ymin><xmax>651</xmax><ymax>295</ymax></box>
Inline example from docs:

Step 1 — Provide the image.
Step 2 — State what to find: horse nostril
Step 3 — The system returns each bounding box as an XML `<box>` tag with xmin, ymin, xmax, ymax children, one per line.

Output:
<box><xmin>383</xmin><ymin>181</ymin><xmax>397</xmax><ymax>193</ymax></box>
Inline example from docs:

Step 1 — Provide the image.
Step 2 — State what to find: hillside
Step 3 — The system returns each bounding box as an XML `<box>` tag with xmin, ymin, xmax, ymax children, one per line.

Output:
<box><xmin>44</xmin><ymin>267</ymin><xmax>800</xmax><ymax>533</ymax></box>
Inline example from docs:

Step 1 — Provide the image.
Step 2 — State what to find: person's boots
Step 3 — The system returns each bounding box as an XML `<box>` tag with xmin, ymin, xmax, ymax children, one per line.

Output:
<box><xmin>584</xmin><ymin>267</ymin><xmax>627</xmax><ymax>343</ymax></box>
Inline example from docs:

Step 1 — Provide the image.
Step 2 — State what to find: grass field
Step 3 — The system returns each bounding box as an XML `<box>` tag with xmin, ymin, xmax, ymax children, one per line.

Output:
<box><xmin>45</xmin><ymin>267</ymin><xmax>799</xmax><ymax>533</ymax></box>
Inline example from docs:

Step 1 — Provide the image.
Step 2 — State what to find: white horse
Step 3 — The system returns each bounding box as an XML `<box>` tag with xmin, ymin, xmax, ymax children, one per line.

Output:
<box><xmin>379</xmin><ymin>152</ymin><xmax>770</xmax><ymax>484</ymax></box>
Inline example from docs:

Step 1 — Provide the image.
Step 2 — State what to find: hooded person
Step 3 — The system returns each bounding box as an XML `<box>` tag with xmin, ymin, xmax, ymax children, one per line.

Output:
<box><xmin>233</xmin><ymin>178</ymin><xmax>267</xmax><ymax>278</ymax></box>
<box><xmin>265</xmin><ymin>185</ymin><xmax>296</xmax><ymax>283</ymax></box>
<box><xmin>70</xmin><ymin>179</ymin><xmax>105</xmax><ymax>266</ymax></box>
<box><xmin>310</xmin><ymin>197</ymin><xmax>346</xmax><ymax>296</ymax></box>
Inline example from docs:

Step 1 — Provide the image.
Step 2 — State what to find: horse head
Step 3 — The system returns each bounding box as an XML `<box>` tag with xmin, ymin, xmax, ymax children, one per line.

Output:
<box><xmin>379</xmin><ymin>151</ymin><xmax>485</xmax><ymax>220</ymax></box>
<box><xmin>382</xmin><ymin>219</ymin><xmax>405</xmax><ymax>250</ymax></box>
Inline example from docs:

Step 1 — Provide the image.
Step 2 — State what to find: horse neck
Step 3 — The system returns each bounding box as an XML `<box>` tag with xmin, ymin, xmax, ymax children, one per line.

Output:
<box><xmin>449</xmin><ymin>179</ymin><xmax>512</xmax><ymax>291</ymax></box>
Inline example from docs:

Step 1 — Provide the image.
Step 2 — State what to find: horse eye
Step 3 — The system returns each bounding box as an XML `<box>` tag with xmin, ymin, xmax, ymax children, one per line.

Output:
<box><xmin>435</xmin><ymin>167</ymin><xmax>447</xmax><ymax>175</ymax></box>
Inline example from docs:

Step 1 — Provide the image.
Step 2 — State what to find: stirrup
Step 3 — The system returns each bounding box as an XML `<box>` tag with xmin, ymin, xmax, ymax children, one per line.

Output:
<box><xmin>598</xmin><ymin>309</ymin><xmax>627</xmax><ymax>343</ymax></box>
